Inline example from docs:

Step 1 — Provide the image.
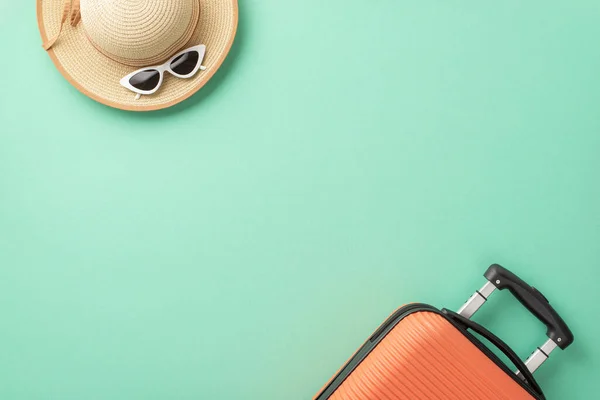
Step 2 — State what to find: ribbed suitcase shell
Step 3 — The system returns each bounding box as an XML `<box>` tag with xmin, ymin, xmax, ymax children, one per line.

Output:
<box><xmin>316</xmin><ymin>308</ymin><xmax>537</xmax><ymax>400</ymax></box>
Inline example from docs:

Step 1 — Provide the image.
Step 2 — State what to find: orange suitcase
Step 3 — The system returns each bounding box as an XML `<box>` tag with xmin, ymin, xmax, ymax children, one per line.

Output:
<box><xmin>315</xmin><ymin>265</ymin><xmax>573</xmax><ymax>400</ymax></box>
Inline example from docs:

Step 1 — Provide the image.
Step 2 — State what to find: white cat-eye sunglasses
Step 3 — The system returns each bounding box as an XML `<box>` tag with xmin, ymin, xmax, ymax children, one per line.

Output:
<box><xmin>120</xmin><ymin>45</ymin><xmax>207</xmax><ymax>100</ymax></box>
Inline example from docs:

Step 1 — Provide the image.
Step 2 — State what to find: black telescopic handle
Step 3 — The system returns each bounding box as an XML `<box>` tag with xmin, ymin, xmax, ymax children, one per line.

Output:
<box><xmin>484</xmin><ymin>264</ymin><xmax>574</xmax><ymax>349</ymax></box>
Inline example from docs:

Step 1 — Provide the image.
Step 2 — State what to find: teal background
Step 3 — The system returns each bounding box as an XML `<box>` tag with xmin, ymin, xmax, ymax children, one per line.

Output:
<box><xmin>1</xmin><ymin>0</ymin><xmax>599</xmax><ymax>398</ymax></box>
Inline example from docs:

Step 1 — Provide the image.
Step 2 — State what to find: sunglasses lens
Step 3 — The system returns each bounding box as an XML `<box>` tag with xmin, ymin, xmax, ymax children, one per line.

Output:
<box><xmin>129</xmin><ymin>70</ymin><xmax>160</xmax><ymax>91</ymax></box>
<box><xmin>170</xmin><ymin>51</ymin><xmax>200</xmax><ymax>76</ymax></box>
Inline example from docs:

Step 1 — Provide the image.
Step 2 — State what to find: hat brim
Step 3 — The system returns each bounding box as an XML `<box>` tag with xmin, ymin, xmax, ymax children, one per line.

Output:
<box><xmin>37</xmin><ymin>0</ymin><xmax>238</xmax><ymax>112</ymax></box>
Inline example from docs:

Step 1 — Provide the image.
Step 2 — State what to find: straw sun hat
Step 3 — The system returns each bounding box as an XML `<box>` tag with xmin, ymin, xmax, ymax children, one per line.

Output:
<box><xmin>37</xmin><ymin>0</ymin><xmax>238</xmax><ymax>111</ymax></box>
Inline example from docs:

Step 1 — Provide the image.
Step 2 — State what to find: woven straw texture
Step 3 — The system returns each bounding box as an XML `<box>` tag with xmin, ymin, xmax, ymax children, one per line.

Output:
<box><xmin>37</xmin><ymin>0</ymin><xmax>238</xmax><ymax>111</ymax></box>
<box><xmin>81</xmin><ymin>0</ymin><xmax>200</xmax><ymax>67</ymax></box>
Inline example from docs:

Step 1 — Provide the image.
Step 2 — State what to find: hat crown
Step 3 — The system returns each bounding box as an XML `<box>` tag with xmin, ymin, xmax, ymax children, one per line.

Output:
<box><xmin>80</xmin><ymin>0</ymin><xmax>199</xmax><ymax>67</ymax></box>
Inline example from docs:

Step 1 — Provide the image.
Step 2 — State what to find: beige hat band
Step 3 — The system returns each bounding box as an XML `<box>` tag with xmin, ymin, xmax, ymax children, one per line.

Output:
<box><xmin>42</xmin><ymin>0</ymin><xmax>81</xmax><ymax>51</ymax></box>
<box><xmin>81</xmin><ymin>0</ymin><xmax>201</xmax><ymax>67</ymax></box>
<box><xmin>44</xmin><ymin>0</ymin><xmax>201</xmax><ymax>68</ymax></box>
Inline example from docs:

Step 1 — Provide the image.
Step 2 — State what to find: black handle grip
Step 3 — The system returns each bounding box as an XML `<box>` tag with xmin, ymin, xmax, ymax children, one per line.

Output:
<box><xmin>484</xmin><ymin>264</ymin><xmax>574</xmax><ymax>349</ymax></box>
